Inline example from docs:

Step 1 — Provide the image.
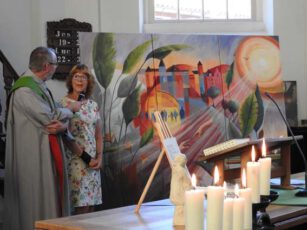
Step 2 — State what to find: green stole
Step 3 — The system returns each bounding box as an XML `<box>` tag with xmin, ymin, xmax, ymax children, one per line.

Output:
<box><xmin>10</xmin><ymin>76</ymin><xmax>54</xmax><ymax>108</ymax></box>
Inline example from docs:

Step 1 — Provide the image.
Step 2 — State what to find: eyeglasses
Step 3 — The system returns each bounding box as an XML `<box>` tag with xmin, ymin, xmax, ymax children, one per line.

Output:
<box><xmin>48</xmin><ymin>62</ymin><xmax>58</xmax><ymax>67</ymax></box>
<box><xmin>73</xmin><ymin>74</ymin><xmax>88</xmax><ymax>81</ymax></box>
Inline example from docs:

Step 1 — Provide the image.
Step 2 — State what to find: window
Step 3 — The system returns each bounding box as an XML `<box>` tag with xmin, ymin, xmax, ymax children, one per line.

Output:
<box><xmin>143</xmin><ymin>0</ymin><xmax>269</xmax><ymax>34</ymax></box>
<box><xmin>153</xmin><ymin>0</ymin><xmax>253</xmax><ymax>21</ymax></box>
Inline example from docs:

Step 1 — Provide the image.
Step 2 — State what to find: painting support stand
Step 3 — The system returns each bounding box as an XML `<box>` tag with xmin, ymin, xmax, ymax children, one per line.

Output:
<box><xmin>134</xmin><ymin>111</ymin><xmax>189</xmax><ymax>213</ymax></box>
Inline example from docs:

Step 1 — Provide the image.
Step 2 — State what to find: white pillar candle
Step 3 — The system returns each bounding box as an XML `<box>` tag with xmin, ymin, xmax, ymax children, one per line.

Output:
<box><xmin>185</xmin><ymin>174</ymin><xmax>205</xmax><ymax>230</ymax></box>
<box><xmin>233</xmin><ymin>185</ymin><xmax>245</xmax><ymax>230</ymax></box>
<box><xmin>247</xmin><ymin>146</ymin><xmax>260</xmax><ymax>203</ymax></box>
<box><xmin>259</xmin><ymin>138</ymin><xmax>272</xmax><ymax>195</ymax></box>
<box><xmin>239</xmin><ymin>169</ymin><xmax>252</xmax><ymax>230</ymax></box>
<box><xmin>223</xmin><ymin>196</ymin><xmax>233</xmax><ymax>230</ymax></box>
<box><xmin>206</xmin><ymin>166</ymin><xmax>224</xmax><ymax>230</ymax></box>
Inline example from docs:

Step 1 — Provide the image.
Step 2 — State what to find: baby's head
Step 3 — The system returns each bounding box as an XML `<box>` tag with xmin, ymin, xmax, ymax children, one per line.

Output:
<box><xmin>174</xmin><ymin>153</ymin><xmax>187</xmax><ymax>166</ymax></box>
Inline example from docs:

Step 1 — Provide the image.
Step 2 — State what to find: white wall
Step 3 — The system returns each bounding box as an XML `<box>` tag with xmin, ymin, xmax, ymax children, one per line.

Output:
<box><xmin>0</xmin><ymin>0</ymin><xmax>32</xmax><ymax>74</ymax></box>
<box><xmin>100</xmin><ymin>0</ymin><xmax>142</xmax><ymax>33</ymax></box>
<box><xmin>1</xmin><ymin>0</ymin><xmax>307</xmax><ymax>122</ymax></box>
<box><xmin>263</xmin><ymin>0</ymin><xmax>274</xmax><ymax>34</ymax></box>
<box><xmin>273</xmin><ymin>0</ymin><xmax>307</xmax><ymax>122</ymax></box>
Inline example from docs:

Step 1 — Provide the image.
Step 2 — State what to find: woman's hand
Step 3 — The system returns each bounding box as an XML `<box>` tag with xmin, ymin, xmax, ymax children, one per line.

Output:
<box><xmin>90</xmin><ymin>153</ymin><xmax>103</xmax><ymax>170</ymax></box>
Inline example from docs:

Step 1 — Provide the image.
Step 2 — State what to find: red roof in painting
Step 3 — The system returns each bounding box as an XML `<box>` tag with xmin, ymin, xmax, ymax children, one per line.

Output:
<box><xmin>207</xmin><ymin>64</ymin><xmax>229</xmax><ymax>74</ymax></box>
<box><xmin>167</xmin><ymin>64</ymin><xmax>193</xmax><ymax>72</ymax></box>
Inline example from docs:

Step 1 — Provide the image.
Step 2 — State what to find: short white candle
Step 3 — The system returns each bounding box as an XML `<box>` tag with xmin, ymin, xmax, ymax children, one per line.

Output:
<box><xmin>233</xmin><ymin>184</ymin><xmax>245</xmax><ymax>230</ymax></box>
<box><xmin>185</xmin><ymin>174</ymin><xmax>205</xmax><ymax>230</ymax></box>
<box><xmin>239</xmin><ymin>169</ymin><xmax>252</xmax><ymax>230</ymax></box>
<box><xmin>206</xmin><ymin>166</ymin><xmax>224</xmax><ymax>230</ymax></box>
<box><xmin>223</xmin><ymin>182</ymin><xmax>233</xmax><ymax>230</ymax></box>
<box><xmin>259</xmin><ymin>138</ymin><xmax>272</xmax><ymax>195</ymax></box>
<box><xmin>247</xmin><ymin>146</ymin><xmax>260</xmax><ymax>203</ymax></box>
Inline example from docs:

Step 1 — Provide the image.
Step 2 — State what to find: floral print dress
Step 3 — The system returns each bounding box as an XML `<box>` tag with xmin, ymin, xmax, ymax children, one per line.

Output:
<box><xmin>61</xmin><ymin>97</ymin><xmax>102</xmax><ymax>207</ymax></box>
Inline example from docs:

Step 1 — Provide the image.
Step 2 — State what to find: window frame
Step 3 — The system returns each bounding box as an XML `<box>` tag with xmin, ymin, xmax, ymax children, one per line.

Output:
<box><xmin>143</xmin><ymin>0</ymin><xmax>266</xmax><ymax>34</ymax></box>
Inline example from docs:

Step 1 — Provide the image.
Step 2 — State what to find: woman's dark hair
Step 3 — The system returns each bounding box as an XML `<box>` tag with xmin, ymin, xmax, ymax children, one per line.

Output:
<box><xmin>66</xmin><ymin>64</ymin><xmax>94</xmax><ymax>99</ymax></box>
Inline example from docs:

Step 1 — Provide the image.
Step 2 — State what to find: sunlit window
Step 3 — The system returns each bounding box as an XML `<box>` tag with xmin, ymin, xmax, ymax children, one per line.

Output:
<box><xmin>153</xmin><ymin>0</ymin><xmax>252</xmax><ymax>21</ymax></box>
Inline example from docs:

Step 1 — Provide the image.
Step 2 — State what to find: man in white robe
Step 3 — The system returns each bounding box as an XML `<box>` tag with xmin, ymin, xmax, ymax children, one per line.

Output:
<box><xmin>4</xmin><ymin>47</ymin><xmax>72</xmax><ymax>230</ymax></box>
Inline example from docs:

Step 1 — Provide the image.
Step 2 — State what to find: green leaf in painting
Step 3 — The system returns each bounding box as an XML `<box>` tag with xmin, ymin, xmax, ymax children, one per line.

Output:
<box><xmin>122</xmin><ymin>85</ymin><xmax>141</xmax><ymax>126</ymax></box>
<box><xmin>117</xmin><ymin>76</ymin><xmax>138</xmax><ymax>98</ymax></box>
<box><xmin>239</xmin><ymin>93</ymin><xmax>258</xmax><ymax>137</ymax></box>
<box><xmin>139</xmin><ymin>127</ymin><xmax>154</xmax><ymax>148</ymax></box>
<box><xmin>225</xmin><ymin>62</ymin><xmax>234</xmax><ymax>89</ymax></box>
<box><xmin>254</xmin><ymin>85</ymin><xmax>264</xmax><ymax>133</ymax></box>
<box><xmin>93</xmin><ymin>33</ymin><xmax>116</xmax><ymax>89</ymax></box>
<box><xmin>122</xmin><ymin>40</ymin><xmax>152</xmax><ymax>74</ymax></box>
<box><xmin>145</xmin><ymin>44</ymin><xmax>190</xmax><ymax>61</ymax></box>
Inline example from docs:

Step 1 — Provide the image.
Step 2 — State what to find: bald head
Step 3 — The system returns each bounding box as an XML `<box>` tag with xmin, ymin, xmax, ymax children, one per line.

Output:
<box><xmin>29</xmin><ymin>47</ymin><xmax>57</xmax><ymax>72</ymax></box>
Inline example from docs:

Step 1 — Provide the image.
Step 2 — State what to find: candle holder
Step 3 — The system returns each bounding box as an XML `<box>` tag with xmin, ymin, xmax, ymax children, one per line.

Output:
<box><xmin>252</xmin><ymin>190</ymin><xmax>279</xmax><ymax>230</ymax></box>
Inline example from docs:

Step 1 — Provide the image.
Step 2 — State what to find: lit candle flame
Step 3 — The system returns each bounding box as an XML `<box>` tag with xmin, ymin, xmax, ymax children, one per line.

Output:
<box><xmin>251</xmin><ymin>146</ymin><xmax>256</xmax><ymax>162</ymax></box>
<box><xmin>262</xmin><ymin>138</ymin><xmax>267</xmax><ymax>157</ymax></box>
<box><xmin>191</xmin><ymin>174</ymin><xmax>197</xmax><ymax>187</ymax></box>
<box><xmin>235</xmin><ymin>184</ymin><xmax>239</xmax><ymax>198</ymax></box>
<box><xmin>242</xmin><ymin>168</ymin><xmax>247</xmax><ymax>188</ymax></box>
<box><xmin>214</xmin><ymin>166</ymin><xmax>219</xmax><ymax>185</ymax></box>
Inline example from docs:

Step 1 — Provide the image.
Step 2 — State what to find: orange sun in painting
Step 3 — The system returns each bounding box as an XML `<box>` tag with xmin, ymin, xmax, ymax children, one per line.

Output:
<box><xmin>133</xmin><ymin>90</ymin><xmax>180</xmax><ymax>137</ymax></box>
<box><xmin>235</xmin><ymin>36</ymin><xmax>284</xmax><ymax>93</ymax></box>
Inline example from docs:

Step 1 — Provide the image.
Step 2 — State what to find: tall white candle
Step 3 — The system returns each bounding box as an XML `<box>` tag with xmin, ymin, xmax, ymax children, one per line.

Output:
<box><xmin>223</xmin><ymin>182</ymin><xmax>233</xmax><ymax>230</ymax></box>
<box><xmin>206</xmin><ymin>166</ymin><xmax>224</xmax><ymax>230</ymax></box>
<box><xmin>259</xmin><ymin>138</ymin><xmax>272</xmax><ymax>195</ymax></box>
<box><xmin>247</xmin><ymin>146</ymin><xmax>260</xmax><ymax>203</ymax></box>
<box><xmin>233</xmin><ymin>184</ymin><xmax>245</xmax><ymax>230</ymax></box>
<box><xmin>185</xmin><ymin>174</ymin><xmax>205</xmax><ymax>230</ymax></box>
<box><xmin>239</xmin><ymin>169</ymin><xmax>252</xmax><ymax>230</ymax></box>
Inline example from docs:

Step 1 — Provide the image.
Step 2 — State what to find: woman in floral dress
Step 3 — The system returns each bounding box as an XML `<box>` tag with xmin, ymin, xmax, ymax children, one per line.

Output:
<box><xmin>61</xmin><ymin>64</ymin><xmax>103</xmax><ymax>214</ymax></box>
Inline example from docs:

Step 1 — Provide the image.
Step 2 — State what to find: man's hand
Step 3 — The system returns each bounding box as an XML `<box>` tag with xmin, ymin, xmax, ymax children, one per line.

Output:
<box><xmin>45</xmin><ymin>120</ymin><xmax>68</xmax><ymax>134</ymax></box>
<box><xmin>68</xmin><ymin>101</ymin><xmax>84</xmax><ymax>113</ymax></box>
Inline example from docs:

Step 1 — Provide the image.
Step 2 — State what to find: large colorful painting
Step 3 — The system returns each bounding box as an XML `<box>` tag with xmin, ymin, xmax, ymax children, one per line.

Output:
<box><xmin>79</xmin><ymin>33</ymin><xmax>287</xmax><ymax>209</ymax></box>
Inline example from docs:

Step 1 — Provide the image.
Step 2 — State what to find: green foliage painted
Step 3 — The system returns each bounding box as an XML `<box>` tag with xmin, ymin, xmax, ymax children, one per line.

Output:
<box><xmin>254</xmin><ymin>85</ymin><xmax>264</xmax><ymax>133</ymax></box>
<box><xmin>93</xmin><ymin>33</ymin><xmax>116</xmax><ymax>89</ymax></box>
<box><xmin>122</xmin><ymin>40</ymin><xmax>152</xmax><ymax>74</ymax></box>
<box><xmin>122</xmin><ymin>85</ymin><xmax>141</xmax><ymax>126</ymax></box>
<box><xmin>239</xmin><ymin>93</ymin><xmax>258</xmax><ymax>137</ymax></box>
<box><xmin>225</xmin><ymin>62</ymin><xmax>234</xmax><ymax>89</ymax></box>
<box><xmin>139</xmin><ymin>127</ymin><xmax>154</xmax><ymax>148</ymax></box>
<box><xmin>145</xmin><ymin>44</ymin><xmax>190</xmax><ymax>61</ymax></box>
<box><xmin>117</xmin><ymin>76</ymin><xmax>138</xmax><ymax>98</ymax></box>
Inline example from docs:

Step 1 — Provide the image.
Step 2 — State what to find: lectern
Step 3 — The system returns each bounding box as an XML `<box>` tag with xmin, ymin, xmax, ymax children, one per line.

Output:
<box><xmin>199</xmin><ymin>136</ymin><xmax>303</xmax><ymax>188</ymax></box>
